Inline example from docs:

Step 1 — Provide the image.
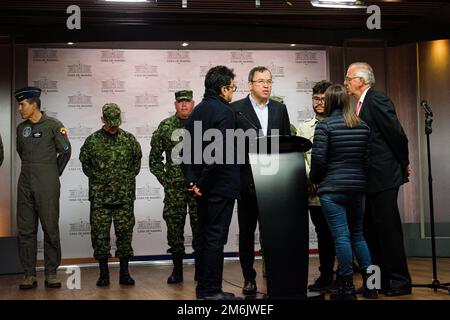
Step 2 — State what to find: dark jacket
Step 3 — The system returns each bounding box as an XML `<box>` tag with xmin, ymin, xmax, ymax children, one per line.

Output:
<box><xmin>182</xmin><ymin>94</ymin><xmax>240</xmax><ymax>199</ymax></box>
<box><xmin>310</xmin><ymin>108</ymin><xmax>371</xmax><ymax>195</ymax></box>
<box><xmin>359</xmin><ymin>88</ymin><xmax>410</xmax><ymax>194</ymax></box>
<box><xmin>231</xmin><ymin>95</ymin><xmax>291</xmax><ymax>192</ymax></box>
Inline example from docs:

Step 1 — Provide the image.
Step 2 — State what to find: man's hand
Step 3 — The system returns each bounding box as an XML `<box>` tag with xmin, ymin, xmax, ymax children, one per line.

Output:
<box><xmin>188</xmin><ymin>182</ymin><xmax>202</xmax><ymax>197</ymax></box>
<box><xmin>406</xmin><ymin>164</ymin><xmax>412</xmax><ymax>177</ymax></box>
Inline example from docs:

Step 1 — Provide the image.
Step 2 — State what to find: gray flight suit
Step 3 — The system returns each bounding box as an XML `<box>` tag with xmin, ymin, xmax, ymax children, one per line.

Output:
<box><xmin>16</xmin><ymin>112</ymin><xmax>71</xmax><ymax>276</ymax></box>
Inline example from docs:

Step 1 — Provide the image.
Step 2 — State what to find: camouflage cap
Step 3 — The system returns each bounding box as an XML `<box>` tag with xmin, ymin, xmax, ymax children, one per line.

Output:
<box><xmin>102</xmin><ymin>103</ymin><xmax>122</xmax><ymax>127</ymax></box>
<box><xmin>175</xmin><ymin>90</ymin><xmax>193</xmax><ymax>101</ymax></box>
<box><xmin>270</xmin><ymin>95</ymin><xmax>284</xmax><ymax>104</ymax></box>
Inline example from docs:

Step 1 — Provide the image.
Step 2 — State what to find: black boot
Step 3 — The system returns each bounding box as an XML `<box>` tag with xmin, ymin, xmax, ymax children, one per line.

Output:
<box><xmin>361</xmin><ymin>269</ymin><xmax>378</xmax><ymax>299</ymax></box>
<box><xmin>96</xmin><ymin>258</ymin><xmax>110</xmax><ymax>287</ymax></box>
<box><xmin>119</xmin><ymin>258</ymin><xmax>135</xmax><ymax>285</ymax></box>
<box><xmin>167</xmin><ymin>253</ymin><xmax>183</xmax><ymax>284</ymax></box>
<box><xmin>330</xmin><ymin>275</ymin><xmax>357</xmax><ymax>300</ymax></box>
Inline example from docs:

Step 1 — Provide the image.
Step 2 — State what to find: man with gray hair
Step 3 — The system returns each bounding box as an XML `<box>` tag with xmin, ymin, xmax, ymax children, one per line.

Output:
<box><xmin>345</xmin><ymin>62</ymin><xmax>412</xmax><ymax>297</ymax></box>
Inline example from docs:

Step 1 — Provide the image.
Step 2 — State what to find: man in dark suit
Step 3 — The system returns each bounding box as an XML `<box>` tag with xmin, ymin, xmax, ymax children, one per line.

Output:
<box><xmin>231</xmin><ymin>66</ymin><xmax>291</xmax><ymax>295</ymax></box>
<box><xmin>345</xmin><ymin>62</ymin><xmax>412</xmax><ymax>296</ymax></box>
<box><xmin>182</xmin><ymin>65</ymin><xmax>241</xmax><ymax>300</ymax></box>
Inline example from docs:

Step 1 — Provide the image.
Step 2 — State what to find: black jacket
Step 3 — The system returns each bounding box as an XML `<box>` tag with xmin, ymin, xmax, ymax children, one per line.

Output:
<box><xmin>230</xmin><ymin>95</ymin><xmax>291</xmax><ymax>192</ymax></box>
<box><xmin>182</xmin><ymin>94</ymin><xmax>240</xmax><ymax>199</ymax></box>
<box><xmin>310</xmin><ymin>108</ymin><xmax>371</xmax><ymax>195</ymax></box>
<box><xmin>359</xmin><ymin>88</ymin><xmax>410</xmax><ymax>194</ymax></box>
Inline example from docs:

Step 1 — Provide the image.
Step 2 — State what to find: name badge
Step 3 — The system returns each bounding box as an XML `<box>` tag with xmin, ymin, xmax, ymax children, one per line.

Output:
<box><xmin>33</xmin><ymin>132</ymin><xmax>43</xmax><ymax>138</ymax></box>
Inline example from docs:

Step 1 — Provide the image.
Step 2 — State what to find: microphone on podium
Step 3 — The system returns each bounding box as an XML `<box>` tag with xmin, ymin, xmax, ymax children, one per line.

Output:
<box><xmin>421</xmin><ymin>100</ymin><xmax>433</xmax><ymax>117</ymax></box>
<box><xmin>235</xmin><ymin>111</ymin><xmax>259</xmax><ymax>131</ymax></box>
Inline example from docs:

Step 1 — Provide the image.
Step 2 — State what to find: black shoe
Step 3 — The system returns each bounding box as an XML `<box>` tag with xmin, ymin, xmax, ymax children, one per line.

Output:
<box><xmin>242</xmin><ymin>279</ymin><xmax>257</xmax><ymax>295</ymax></box>
<box><xmin>167</xmin><ymin>273</ymin><xmax>183</xmax><ymax>284</ymax></box>
<box><xmin>308</xmin><ymin>275</ymin><xmax>333</xmax><ymax>292</ymax></box>
<box><xmin>203</xmin><ymin>292</ymin><xmax>242</xmax><ymax>300</ymax></box>
<box><xmin>97</xmin><ymin>258</ymin><xmax>110</xmax><ymax>287</ymax></box>
<box><xmin>384</xmin><ymin>286</ymin><xmax>411</xmax><ymax>297</ymax></box>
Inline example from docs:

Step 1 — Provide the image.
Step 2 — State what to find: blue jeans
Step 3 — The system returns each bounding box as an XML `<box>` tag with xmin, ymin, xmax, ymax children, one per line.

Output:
<box><xmin>319</xmin><ymin>192</ymin><xmax>372</xmax><ymax>277</ymax></box>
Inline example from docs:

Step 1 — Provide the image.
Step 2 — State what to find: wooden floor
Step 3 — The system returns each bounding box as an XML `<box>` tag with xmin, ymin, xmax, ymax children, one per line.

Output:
<box><xmin>1</xmin><ymin>257</ymin><xmax>450</xmax><ymax>300</ymax></box>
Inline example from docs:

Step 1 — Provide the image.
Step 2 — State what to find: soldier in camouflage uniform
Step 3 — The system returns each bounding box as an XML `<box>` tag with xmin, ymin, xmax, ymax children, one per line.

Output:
<box><xmin>80</xmin><ymin>103</ymin><xmax>142</xmax><ymax>287</ymax></box>
<box><xmin>15</xmin><ymin>86</ymin><xmax>71</xmax><ymax>290</ymax></box>
<box><xmin>149</xmin><ymin>90</ymin><xmax>198</xmax><ymax>284</ymax></box>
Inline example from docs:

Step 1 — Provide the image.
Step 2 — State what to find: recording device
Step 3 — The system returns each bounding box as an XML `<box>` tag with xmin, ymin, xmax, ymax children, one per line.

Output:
<box><xmin>236</xmin><ymin>111</ymin><xmax>259</xmax><ymax>131</ymax></box>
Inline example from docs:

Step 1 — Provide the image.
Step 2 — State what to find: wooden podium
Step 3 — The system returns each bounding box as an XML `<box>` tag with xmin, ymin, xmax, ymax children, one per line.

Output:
<box><xmin>249</xmin><ymin>135</ymin><xmax>312</xmax><ymax>299</ymax></box>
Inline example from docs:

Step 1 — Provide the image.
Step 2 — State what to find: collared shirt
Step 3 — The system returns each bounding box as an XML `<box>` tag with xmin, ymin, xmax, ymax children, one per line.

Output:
<box><xmin>358</xmin><ymin>87</ymin><xmax>371</xmax><ymax>109</ymax></box>
<box><xmin>249</xmin><ymin>94</ymin><xmax>269</xmax><ymax>136</ymax></box>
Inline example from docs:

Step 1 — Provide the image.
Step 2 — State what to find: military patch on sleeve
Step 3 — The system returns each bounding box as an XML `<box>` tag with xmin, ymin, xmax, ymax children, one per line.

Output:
<box><xmin>59</xmin><ymin>127</ymin><xmax>68</xmax><ymax>136</ymax></box>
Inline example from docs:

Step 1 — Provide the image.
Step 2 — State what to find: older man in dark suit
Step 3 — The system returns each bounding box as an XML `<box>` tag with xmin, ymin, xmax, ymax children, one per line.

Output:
<box><xmin>345</xmin><ymin>62</ymin><xmax>412</xmax><ymax>296</ymax></box>
<box><xmin>182</xmin><ymin>65</ymin><xmax>241</xmax><ymax>300</ymax></box>
<box><xmin>231</xmin><ymin>66</ymin><xmax>291</xmax><ymax>295</ymax></box>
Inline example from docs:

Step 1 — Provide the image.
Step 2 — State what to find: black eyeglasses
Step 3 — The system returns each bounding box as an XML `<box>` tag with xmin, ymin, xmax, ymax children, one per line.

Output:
<box><xmin>250</xmin><ymin>79</ymin><xmax>274</xmax><ymax>85</ymax></box>
<box><xmin>312</xmin><ymin>96</ymin><xmax>325</xmax><ymax>103</ymax></box>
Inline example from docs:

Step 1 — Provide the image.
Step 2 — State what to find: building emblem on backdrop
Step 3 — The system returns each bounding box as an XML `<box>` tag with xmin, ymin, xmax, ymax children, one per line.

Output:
<box><xmin>134</xmin><ymin>93</ymin><xmax>159</xmax><ymax>109</ymax></box>
<box><xmin>200</xmin><ymin>64</ymin><xmax>214</xmax><ymax>77</ymax></box>
<box><xmin>32</xmin><ymin>78</ymin><xmax>58</xmax><ymax>93</ymax></box>
<box><xmin>31</xmin><ymin>49</ymin><xmax>59</xmax><ymax>63</ymax></box>
<box><xmin>235</xmin><ymin>77</ymin><xmax>248</xmax><ymax>94</ymax></box>
<box><xmin>68</xmin><ymin>158</ymin><xmax>82</xmax><ymax>172</ymax></box>
<box><xmin>136</xmin><ymin>184</ymin><xmax>162</xmax><ymax>201</ymax></box>
<box><xmin>68</xmin><ymin>124</ymin><xmax>93</xmax><ymax>140</ymax></box>
<box><xmin>67</xmin><ymin>62</ymin><xmax>93</xmax><ymax>78</ymax></box>
<box><xmin>137</xmin><ymin>217</ymin><xmax>163</xmax><ymax>235</ymax></box>
<box><xmin>230</xmin><ymin>51</ymin><xmax>254</xmax><ymax>64</ymax></box>
<box><xmin>268</xmin><ymin>62</ymin><xmax>285</xmax><ymax>78</ymax></box>
<box><xmin>68</xmin><ymin>185</ymin><xmax>89</xmax><ymax>203</ymax></box>
<box><xmin>168</xmin><ymin>80</ymin><xmax>191</xmax><ymax>92</ymax></box>
<box><xmin>134</xmin><ymin>64</ymin><xmax>159</xmax><ymax>78</ymax></box>
<box><xmin>69</xmin><ymin>219</ymin><xmax>91</xmax><ymax>237</ymax></box>
<box><xmin>134</xmin><ymin>124</ymin><xmax>156</xmax><ymax>139</ymax></box>
<box><xmin>295</xmin><ymin>51</ymin><xmax>319</xmax><ymax>64</ymax></box>
<box><xmin>101</xmin><ymin>78</ymin><xmax>126</xmax><ymax>94</ymax></box>
<box><xmin>68</xmin><ymin>93</ymin><xmax>93</xmax><ymax>109</ymax></box>
<box><xmin>41</xmin><ymin>108</ymin><xmax>58</xmax><ymax>119</ymax></box>
<box><xmin>296</xmin><ymin>78</ymin><xmax>315</xmax><ymax>93</ymax></box>
<box><xmin>100</xmin><ymin>50</ymin><xmax>126</xmax><ymax>63</ymax></box>
<box><xmin>166</xmin><ymin>51</ymin><xmax>191</xmax><ymax>63</ymax></box>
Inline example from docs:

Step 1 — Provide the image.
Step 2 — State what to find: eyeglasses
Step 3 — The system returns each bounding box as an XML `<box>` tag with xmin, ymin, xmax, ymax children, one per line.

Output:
<box><xmin>225</xmin><ymin>85</ymin><xmax>237</xmax><ymax>92</ymax></box>
<box><xmin>250</xmin><ymin>79</ymin><xmax>274</xmax><ymax>86</ymax></box>
<box><xmin>312</xmin><ymin>96</ymin><xmax>325</xmax><ymax>103</ymax></box>
<box><xmin>345</xmin><ymin>76</ymin><xmax>361</xmax><ymax>82</ymax></box>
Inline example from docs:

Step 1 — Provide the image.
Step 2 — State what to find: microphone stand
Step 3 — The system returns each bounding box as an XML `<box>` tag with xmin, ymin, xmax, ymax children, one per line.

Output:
<box><xmin>412</xmin><ymin>103</ymin><xmax>450</xmax><ymax>294</ymax></box>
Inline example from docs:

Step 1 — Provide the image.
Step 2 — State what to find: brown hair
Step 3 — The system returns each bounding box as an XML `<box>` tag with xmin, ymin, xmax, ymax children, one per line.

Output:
<box><xmin>324</xmin><ymin>84</ymin><xmax>360</xmax><ymax>128</ymax></box>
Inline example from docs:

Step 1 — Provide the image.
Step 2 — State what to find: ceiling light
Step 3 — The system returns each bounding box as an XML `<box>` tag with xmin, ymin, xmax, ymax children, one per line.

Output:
<box><xmin>103</xmin><ymin>0</ymin><xmax>150</xmax><ymax>3</ymax></box>
<box><xmin>67</xmin><ymin>42</ymin><xmax>74</xmax><ymax>45</ymax></box>
<box><xmin>290</xmin><ymin>44</ymin><xmax>296</xmax><ymax>47</ymax></box>
<box><xmin>181</xmin><ymin>42</ymin><xmax>189</xmax><ymax>47</ymax></box>
<box><xmin>311</xmin><ymin>0</ymin><xmax>367</xmax><ymax>9</ymax></box>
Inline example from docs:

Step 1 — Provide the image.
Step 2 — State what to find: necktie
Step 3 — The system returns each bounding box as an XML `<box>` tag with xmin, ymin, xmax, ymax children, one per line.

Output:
<box><xmin>356</xmin><ymin>100</ymin><xmax>362</xmax><ymax>116</ymax></box>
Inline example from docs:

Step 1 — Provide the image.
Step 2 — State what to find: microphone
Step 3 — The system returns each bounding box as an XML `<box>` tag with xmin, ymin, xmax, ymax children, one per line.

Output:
<box><xmin>421</xmin><ymin>100</ymin><xmax>433</xmax><ymax>117</ymax></box>
<box><xmin>235</xmin><ymin>111</ymin><xmax>259</xmax><ymax>131</ymax></box>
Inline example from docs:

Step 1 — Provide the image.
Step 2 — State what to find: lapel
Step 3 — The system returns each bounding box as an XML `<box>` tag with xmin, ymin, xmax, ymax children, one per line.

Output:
<box><xmin>359</xmin><ymin>87</ymin><xmax>374</xmax><ymax>121</ymax></box>
<box><xmin>267</xmin><ymin>100</ymin><xmax>276</xmax><ymax>132</ymax></box>
<box><xmin>244</xmin><ymin>95</ymin><xmax>262</xmax><ymax>130</ymax></box>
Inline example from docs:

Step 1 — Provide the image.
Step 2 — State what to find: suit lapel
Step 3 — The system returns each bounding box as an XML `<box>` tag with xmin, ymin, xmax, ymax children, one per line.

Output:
<box><xmin>359</xmin><ymin>87</ymin><xmax>373</xmax><ymax>120</ymax></box>
<box><xmin>267</xmin><ymin>100</ymin><xmax>276</xmax><ymax>132</ymax></box>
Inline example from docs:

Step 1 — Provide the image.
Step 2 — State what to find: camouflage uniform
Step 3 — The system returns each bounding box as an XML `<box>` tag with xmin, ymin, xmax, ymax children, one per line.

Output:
<box><xmin>79</xmin><ymin>104</ymin><xmax>142</xmax><ymax>260</ymax></box>
<box><xmin>150</xmin><ymin>114</ymin><xmax>198</xmax><ymax>255</ymax></box>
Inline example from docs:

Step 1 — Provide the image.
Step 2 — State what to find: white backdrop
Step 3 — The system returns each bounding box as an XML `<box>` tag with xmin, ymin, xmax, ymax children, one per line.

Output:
<box><xmin>24</xmin><ymin>48</ymin><xmax>327</xmax><ymax>260</ymax></box>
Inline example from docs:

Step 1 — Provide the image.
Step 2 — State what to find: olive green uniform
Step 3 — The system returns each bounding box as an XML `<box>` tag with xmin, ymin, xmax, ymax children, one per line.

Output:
<box><xmin>80</xmin><ymin>128</ymin><xmax>142</xmax><ymax>260</ymax></box>
<box><xmin>149</xmin><ymin>115</ymin><xmax>198</xmax><ymax>255</ymax></box>
<box><xmin>16</xmin><ymin>112</ymin><xmax>71</xmax><ymax>276</ymax></box>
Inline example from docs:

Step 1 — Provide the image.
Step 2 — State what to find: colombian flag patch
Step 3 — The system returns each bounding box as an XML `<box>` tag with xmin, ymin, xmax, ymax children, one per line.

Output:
<box><xmin>59</xmin><ymin>127</ymin><xmax>68</xmax><ymax>136</ymax></box>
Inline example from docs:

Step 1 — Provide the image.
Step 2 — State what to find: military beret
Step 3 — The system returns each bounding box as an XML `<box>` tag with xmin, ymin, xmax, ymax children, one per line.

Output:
<box><xmin>102</xmin><ymin>103</ymin><xmax>122</xmax><ymax>127</ymax></box>
<box><xmin>270</xmin><ymin>95</ymin><xmax>284</xmax><ymax>104</ymax></box>
<box><xmin>175</xmin><ymin>90</ymin><xmax>193</xmax><ymax>102</ymax></box>
<box><xmin>14</xmin><ymin>86</ymin><xmax>42</xmax><ymax>102</ymax></box>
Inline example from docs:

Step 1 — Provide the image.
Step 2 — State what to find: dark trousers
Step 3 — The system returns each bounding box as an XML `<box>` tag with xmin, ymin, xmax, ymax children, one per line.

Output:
<box><xmin>237</xmin><ymin>190</ymin><xmax>258</xmax><ymax>281</ymax></box>
<box><xmin>195</xmin><ymin>195</ymin><xmax>235</xmax><ymax>297</ymax></box>
<box><xmin>364</xmin><ymin>187</ymin><xmax>411</xmax><ymax>290</ymax></box>
<box><xmin>309</xmin><ymin>206</ymin><xmax>335</xmax><ymax>277</ymax></box>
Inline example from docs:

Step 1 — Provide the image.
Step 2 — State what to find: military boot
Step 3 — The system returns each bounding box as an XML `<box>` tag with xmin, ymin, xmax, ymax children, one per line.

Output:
<box><xmin>19</xmin><ymin>275</ymin><xmax>37</xmax><ymax>290</ymax></box>
<box><xmin>96</xmin><ymin>258</ymin><xmax>110</xmax><ymax>287</ymax></box>
<box><xmin>119</xmin><ymin>258</ymin><xmax>135</xmax><ymax>286</ymax></box>
<box><xmin>167</xmin><ymin>252</ymin><xmax>183</xmax><ymax>284</ymax></box>
<box><xmin>45</xmin><ymin>274</ymin><xmax>62</xmax><ymax>288</ymax></box>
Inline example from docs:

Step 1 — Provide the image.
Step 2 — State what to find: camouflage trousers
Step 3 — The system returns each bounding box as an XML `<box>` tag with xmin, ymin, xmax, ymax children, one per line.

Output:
<box><xmin>163</xmin><ymin>187</ymin><xmax>198</xmax><ymax>255</ymax></box>
<box><xmin>90</xmin><ymin>201</ymin><xmax>135</xmax><ymax>260</ymax></box>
